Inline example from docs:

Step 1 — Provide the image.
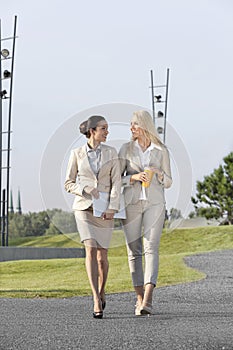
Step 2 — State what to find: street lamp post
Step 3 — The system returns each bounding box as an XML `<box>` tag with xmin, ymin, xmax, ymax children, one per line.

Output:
<box><xmin>149</xmin><ymin>69</ymin><xmax>170</xmax><ymax>226</ymax></box>
<box><xmin>0</xmin><ymin>16</ymin><xmax>18</xmax><ymax>246</ymax></box>
<box><xmin>150</xmin><ymin>68</ymin><xmax>170</xmax><ymax>143</ymax></box>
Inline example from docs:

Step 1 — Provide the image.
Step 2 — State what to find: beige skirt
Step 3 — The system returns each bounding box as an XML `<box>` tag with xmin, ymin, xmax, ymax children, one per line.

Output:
<box><xmin>74</xmin><ymin>207</ymin><xmax>114</xmax><ymax>249</ymax></box>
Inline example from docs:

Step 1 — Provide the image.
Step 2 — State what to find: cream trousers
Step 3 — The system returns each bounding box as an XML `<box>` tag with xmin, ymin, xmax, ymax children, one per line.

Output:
<box><xmin>122</xmin><ymin>201</ymin><xmax>165</xmax><ymax>286</ymax></box>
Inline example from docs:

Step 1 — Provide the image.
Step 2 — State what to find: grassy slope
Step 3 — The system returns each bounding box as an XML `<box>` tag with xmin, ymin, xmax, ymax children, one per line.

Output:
<box><xmin>0</xmin><ymin>226</ymin><xmax>232</xmax><ymax>298</ymax></box>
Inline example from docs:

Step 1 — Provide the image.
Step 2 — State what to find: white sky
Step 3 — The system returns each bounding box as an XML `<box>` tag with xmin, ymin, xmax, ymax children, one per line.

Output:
<box><xmin>1</xmin><ymin>0</ymin><xmax>233</xmax><ymax>215</ymax></box>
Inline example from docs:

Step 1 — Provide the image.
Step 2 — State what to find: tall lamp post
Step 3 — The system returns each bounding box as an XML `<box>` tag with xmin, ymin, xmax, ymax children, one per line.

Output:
<box><xmin>150</xmin><ymin>68</ymin><xmax>170</xmax><ymax>143</ymax></box>
<box><xmin>149</xmin><ymin>69</ymin><xmax>170</xmax><ymax>223</ymax></box>
<box><xmin>0</xmin><ymin>16</ymin><xmax>18</xmax><ymax>246</ymax></box>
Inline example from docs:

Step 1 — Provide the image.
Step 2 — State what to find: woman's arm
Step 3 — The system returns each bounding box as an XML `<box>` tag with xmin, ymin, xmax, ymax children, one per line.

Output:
<box><xmin>107</xmin><ymin>148</ymin><xmax>121</xmax><ymax>212</ymax></box>
<box><xmin>160</xmin><ymin>147</ymin><xmax>172</xmax><ymax>188</ymax></box>
<box><xmin>118</xmin><ymin>144</ymin><xmax>133</xmax><ymax>187</ymax></box>
<box><xmin>64</xmin><ymin>150</ymin><xmax>85</xmax><ymax>196</ymax></box>
<box><xmin>119</xmin><ymin>143</ymin><xmax>147</xmax><ymax>185</ymax></box>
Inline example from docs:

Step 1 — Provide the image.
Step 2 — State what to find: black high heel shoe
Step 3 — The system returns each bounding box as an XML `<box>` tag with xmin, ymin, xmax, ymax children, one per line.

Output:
<box><xmin>101</xmin><ymin>294</ymin><xmax>106</xmax><ymax>310</ymax></box>
<box><xmin>93</xmin><ymin>298</ymin><xmax>103</xmax><ymax>319</ymax></box>
<box><xmin>101</xmin><ymin>299</ymin><xmax>106</xmax><ymax>310</ymax></box>
<box><xmin>93</xmin><ymin>311</ymin><xmax>103</xmax><ymax>319</ymax></box>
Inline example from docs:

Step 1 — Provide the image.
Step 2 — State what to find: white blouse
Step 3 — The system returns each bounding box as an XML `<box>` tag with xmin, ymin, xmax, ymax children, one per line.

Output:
<box><xmin>86</xmin><ymin>143</ymin><xmax>101</xmax><ymax>177</ymax></box>
<box><xmin>135</xmin><ymin>140</ymin><xmax>158</xmax><ymax>200</ymax></box>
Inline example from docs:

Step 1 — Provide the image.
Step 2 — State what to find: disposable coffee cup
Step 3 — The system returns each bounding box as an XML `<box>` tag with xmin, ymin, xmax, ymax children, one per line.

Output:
<box><xmin>142</xmin><ymin>168</ymin><xmax>154</xmax><ymax>188</ymax></box>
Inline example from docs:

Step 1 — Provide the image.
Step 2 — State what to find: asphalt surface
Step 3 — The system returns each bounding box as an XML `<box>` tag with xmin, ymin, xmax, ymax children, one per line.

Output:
<box><xmin>0</xmin><ymin>250</ymin><xmax>233</xmax><ymax>350</ymax></box>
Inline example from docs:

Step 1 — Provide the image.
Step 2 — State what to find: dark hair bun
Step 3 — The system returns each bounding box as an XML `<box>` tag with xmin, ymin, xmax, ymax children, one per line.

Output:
<box><xmin>79</xmin><ymin>115</ymin><xmax>106</xmax><ymax>138</ymax></box>
<box><xmin>79</xmin><ymin>120</ymin><xmax>88</xmax><ymax>136</ymax></box>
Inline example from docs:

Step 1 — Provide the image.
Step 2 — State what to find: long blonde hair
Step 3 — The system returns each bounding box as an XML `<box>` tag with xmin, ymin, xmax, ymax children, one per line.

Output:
<box><xmin>131</xmin><ymin>110</ymin><xmax>163</xmax><ymax>146</ymax></box>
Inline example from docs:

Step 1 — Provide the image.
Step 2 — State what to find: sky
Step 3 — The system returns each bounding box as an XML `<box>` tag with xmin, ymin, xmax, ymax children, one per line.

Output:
<box><xmin>1</xmin><ymin>0</ymin><xmax>233</xmax><ymax>216</ymax></box>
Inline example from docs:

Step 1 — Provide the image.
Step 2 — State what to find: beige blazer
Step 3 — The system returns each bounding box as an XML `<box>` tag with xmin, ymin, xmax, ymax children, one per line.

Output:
<box><xmin>65</xmin><ymin>144</ymin><xmax>121</xmax><ymax>211</ymax></box>
<box><xmin>118</xmin><ymin>141</ymin><xmax>172</xmax><ymax>206</ymax></box>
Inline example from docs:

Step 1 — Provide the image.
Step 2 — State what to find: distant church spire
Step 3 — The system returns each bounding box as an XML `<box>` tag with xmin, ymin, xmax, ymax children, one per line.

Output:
<box><xmin>16</xmin><ymin>188</ymin><xmax>22</xmax><ymax>214</ymax></box>
<box><xmin>9</xmin><ymin>189</ymin><xmax>14</xmax><ymax>213</ymax></box>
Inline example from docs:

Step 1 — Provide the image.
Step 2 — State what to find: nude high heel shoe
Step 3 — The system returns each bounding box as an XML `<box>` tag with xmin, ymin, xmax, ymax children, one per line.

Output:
<box><xmin>140</xmin><ymin>303</ymin><xmax>153</xmax><ymax>315</ymax></box>
<box><xmin>135</xmin><ymin>302</ymin><xmax>142</xmax><ymax>316</ymax></box>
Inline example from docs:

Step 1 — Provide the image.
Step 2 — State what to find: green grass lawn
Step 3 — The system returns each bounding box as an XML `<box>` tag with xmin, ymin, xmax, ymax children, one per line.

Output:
<box><xmin>0</xmin><ymin>226</ymin><xmax>232</xmax><ymax>298</ymax></box>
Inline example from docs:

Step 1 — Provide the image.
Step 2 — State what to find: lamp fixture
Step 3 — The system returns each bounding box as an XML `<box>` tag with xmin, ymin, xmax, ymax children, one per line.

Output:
<box><xmin>157</xmin><ymin>111</ymin><xmax>164</xmax><ymax>118</ymax></box>
<box><xmin>3</xmin><ymin>70</ymin><xmax>11</xmax><ymax>79</ymax></box>
<box><xmin>155</xmin><ymin>95</ymin><xmax>162</xmax><ymax>102</ymax></box>
<box><xmin>157</xmin><ymin>127</ymin><xmax>163</xmax><ymax>134</ymax></box>
<box><xmin>0</xmin><ymin>90</ymin><xmax>7</xmax><ymax>99</ymax></box>
<box><xmin>1</xmin><ymin>49</ymin><xmax>10</xmax><ymax>58</ymax></box>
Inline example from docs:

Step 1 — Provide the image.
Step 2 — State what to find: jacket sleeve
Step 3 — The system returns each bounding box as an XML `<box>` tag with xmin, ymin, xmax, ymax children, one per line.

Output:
<box><xmin>160</xmin><ymin>147</ymin><xmax>172</xmax><ymax>189</ymax></box>
<box><xmin>108</xmin><ymin>148</ymin><xmax>122</xmax><ymax>211</ymax></box>
<box><xmin>118</xmin><ymin>143</ymin><xmax>132</xmax><ymax>187</ymax></box>
<box><xmin>64</xmin><ymin>150</ymin><xmax>86</xmax><ymax>196</ymax></box>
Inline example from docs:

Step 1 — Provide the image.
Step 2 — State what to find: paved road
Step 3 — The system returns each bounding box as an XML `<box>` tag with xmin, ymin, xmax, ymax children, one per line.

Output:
<box><xmin>0</xmin><ymin>250</ymin><xmax>233</xmax><ymax>350</ymax></box>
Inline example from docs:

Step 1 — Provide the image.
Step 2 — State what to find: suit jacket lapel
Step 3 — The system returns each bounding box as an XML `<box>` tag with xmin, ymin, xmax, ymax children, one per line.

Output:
<box><xmin>98</xmin><ymin>145</ymin><xmax>109</xmax><ymax>177</ymax></box>
<box><xmin>130</xmin><ymin>142</ymin><xmax>143</xmax><ymax>171</ymax></box>
<box><xmin>149</xmin><ymin>148</ymin><xmax>162</xmax><ymax>167</ymax></box>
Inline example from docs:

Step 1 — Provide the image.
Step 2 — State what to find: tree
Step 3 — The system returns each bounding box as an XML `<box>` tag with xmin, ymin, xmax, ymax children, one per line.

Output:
<box><xmin>8</xmin><ymin>209</ymin><xmax>77</xmax><ymax>237</ymax></box>
<box><xmin>28</xmin><ymin>211</ymin><xmax>50</xmax><ymax>236</ymax></box>
<box><xmin>45</xmin><ymin>211</ymin><xmax>77</xmax><ymax>235</ymax></box>
<box><xmin>169</xmin><ymin>208</ymin><xmax>183</xmax><ymax>221</ymax></box>
<box><xmin>188</xmin><ymin>211</ymin><xmax>195</xmax><ymax>219</ymax></box>
<box><xmin>45</xmin><ymin>223</ymin><xmax>61</xmax><ymax>236</ymax></box>
<box><xmin>9</xmin><ymin>213</ymin><xmax>31</xmax><ymax>237</ymax></box>
<box><xmin>192</xmin><ymin>152</ymin><xmax>233</xmax><ymax>223</ymax></box>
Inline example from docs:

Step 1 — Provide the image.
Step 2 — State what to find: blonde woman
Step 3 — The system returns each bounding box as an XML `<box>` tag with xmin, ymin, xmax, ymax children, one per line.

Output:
<box><xmin>119</xmin><ymin>110</ymin><xmax>172</xmax><ymax>316</ymax></box>
<box><xmin>65</xmin><ymin>115</ymin><xmax>121</xmax><ymax>319</ymax></box>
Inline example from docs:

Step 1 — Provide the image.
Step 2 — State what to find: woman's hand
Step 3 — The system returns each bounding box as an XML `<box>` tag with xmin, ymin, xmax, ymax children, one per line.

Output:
<box><xmin>130</xmin><ymin>172</ymin><xmax>149</xmax><ymax>183</ymax></box>
<box><xmin>130</xmin><ymin>168</ymin><xmax>164</xmax><ymax>184</ymax></box>
<box><xmin>101</xmin><ymin>209</ymin><xmax>116</xmax><ymax>220</ymax></box>
<box><xmin>84</xmin><ymin>186</ymin><xmax>100</xmax><ymax>199</ymax></box>
<box><xmin>150</xmin><ymin>167</ymin><xmax>164</xmax><ymax>182</ymax></box>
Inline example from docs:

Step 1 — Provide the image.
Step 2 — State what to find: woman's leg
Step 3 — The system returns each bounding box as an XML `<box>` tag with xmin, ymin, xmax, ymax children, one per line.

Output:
<box><xmin>134</xmin><ymin>286</ymin><xmax>144</xmax><ymax>305</ymax></box>
<box><xmin>143</xmin><ymin>283</ymin><xmax>155</xmax><ymax>307</ymax></box>
<box><xmin>84</xmin><ymin>239</ymin><xmax>102</xmax><ymax>313</ymax></box>
<box><xmin>123</xmin><ymin>203</ymin><xmax>145</xmax><ymax>313</ymax></box>
<box><xmin>126</xmin><ymin>237</ymin><xmax>144</xmax><ymax>288</ymax></box>
<box><xmin>97</xmin><ymin>247</ymin><xmax>109</xmax><ymax>304</ymax></box>
<box><xmin>75</xmin><ymin>208</ymin><xmax>113</xmax><ymax>317</ymax></box>
<box><xmin>142</xmin><ymin>204</ymin><xmax>165</xmax><ymax>310</ymax></box>
<box><xmin>123</xmin><ymin>203</ymin><xmax>144</xmax><ymax>287</ymax></box>
<box><xmin>126</xmin><ymin>238</ymin><xmax>144</xmax><ymax>315</ymax></box>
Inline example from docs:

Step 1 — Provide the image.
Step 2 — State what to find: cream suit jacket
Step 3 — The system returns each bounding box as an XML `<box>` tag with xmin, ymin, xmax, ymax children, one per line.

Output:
<box><xmin>65</xmin><ymin>144</ymin><xmax>121</xmax><ymax>211</ymax></box>
<box><xmin>118</xmin><ymin>141</ymin><xmax>172</xmax><ymax>206</ymax></box>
